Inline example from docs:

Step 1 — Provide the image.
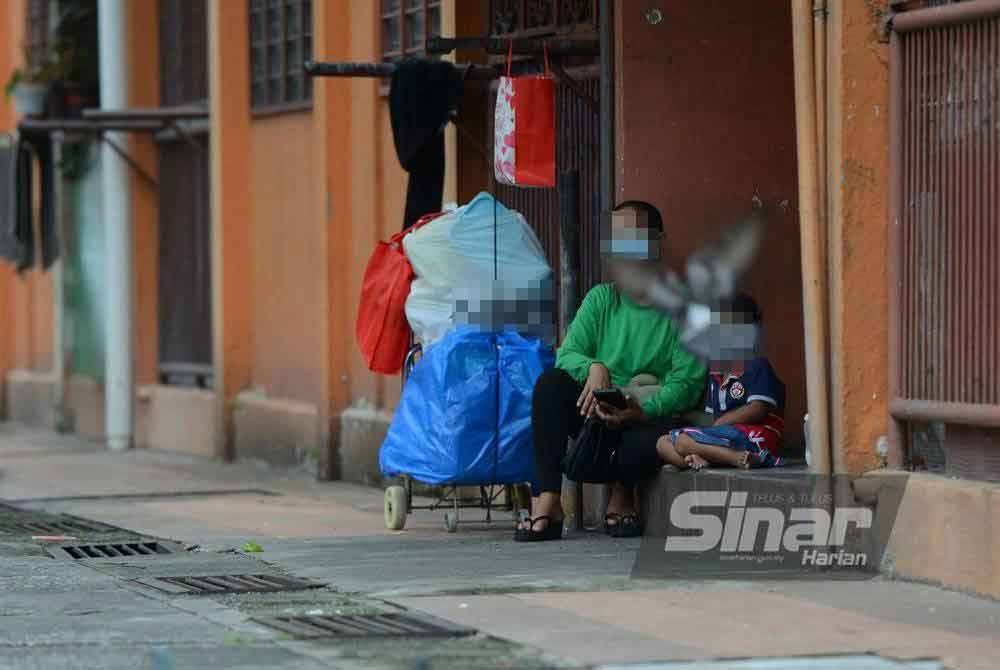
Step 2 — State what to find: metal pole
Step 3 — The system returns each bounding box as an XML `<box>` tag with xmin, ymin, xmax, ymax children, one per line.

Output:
<box><xmin>98</xmin><ymin>0</ymin><xmax>133</xmax><ymax>451</ymax></box>
<box><xmin>892</xmin><ymin>0</ymin><xmax>1000</xmax><ymax>32</ymax></box>
<box><xmin>791</xmin><ymin>0</ymin><xmax>832</xmax><ymax>474</ymax></box>
<box><xmin>599</xmin><ymin>0</ymin><xmax>614</xmax><ymax>215</ymax></box>
<box><xmin>51</xmin><ymin>137</ymin><xmax>67</xmax><ymax>432</ymax></box>
<box><xmin>558</xmin><ymin>170</ymin><xmax>584</xmax><ymax>530</ymax></box>
<box><xmin>887</xmin><ymin>27</ymin><xmax>906</xmax><ymax>467</ymax></box>
<box><xmin>558</xmin><ymin>170</ymin><xmax>581</xmax><ymax>337</ymax></box>
<box><xmin>304</xmin><ymin>60</ymin><xmax>499</xmax><ymax>80</ymax></box>
<box><xmin>591</xmin><ymin>0</ymin><xmax>615</xmax><ymax>529</ymax></box>
<box><xmin>425</xmin><ymin>37</ymin><xmax>600</xmax><ymax>57</ymax></box>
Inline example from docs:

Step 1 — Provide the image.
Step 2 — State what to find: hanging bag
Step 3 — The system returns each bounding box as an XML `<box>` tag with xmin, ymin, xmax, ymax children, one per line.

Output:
<box><xmin>560</xmin><ymin>417</ymin><xmax>620</xmax><ymax>483</ymax></box>
<box><xmin>356</xmin><ymin>212</ymin><xmax>443</xmax><ymax>374</ymax></box>
<box><xmin>493</xmin><ymin>41</ymin><xmax>556</xmax><ymax>188</ymax></box>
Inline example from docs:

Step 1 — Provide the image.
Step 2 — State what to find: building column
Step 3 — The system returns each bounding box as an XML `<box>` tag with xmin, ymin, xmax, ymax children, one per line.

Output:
<box><xmin>312</xmin><ymin>0</ymin><xmax>354</xmax><ymax>479</ymax></box>
<box><xmin>98</xmin><ymin>0</ymin><xmax>133</xmax><ymax>450</ymax></box>
<box><xmin>208</xmin><ymin>0</ymin><xmax>254</xmax><ymax>461</ymax></box>
<box><xmin>126</xmin><ymin>0</ymin><xmax>160</xmax><ymax>389</ymax></box>
<box><xmin>825</xmin><ymin>0</ymin><xmax>891</xmax><ymax>474</ymax></box>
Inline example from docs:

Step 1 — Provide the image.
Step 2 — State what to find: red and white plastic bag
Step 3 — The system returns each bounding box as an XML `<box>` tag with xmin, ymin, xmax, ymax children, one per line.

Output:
<box><xmin>493</xmin><ymin>43</ymin><xmax>556</xmax><ymax>188</ymax></box>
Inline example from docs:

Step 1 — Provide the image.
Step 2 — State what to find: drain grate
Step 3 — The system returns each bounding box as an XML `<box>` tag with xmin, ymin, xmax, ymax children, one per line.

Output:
<box><xmin>0</xmin><ymin>515</ymin><xmax>119</xmax><ymax>536</ymax></box>
<box><xmin>251</xmin><ymin>612</ymin><xmax>475</xmax><ymax>640</ymax></box>
<box><xmin>51</xmin><ymin>541</ymin><xmax>177</xmax><ymax>559</ymax></box>
<box><xmin>134</xmin><ymin>573</ymin><xmax>324</xmax><ymax>595</ymax></box>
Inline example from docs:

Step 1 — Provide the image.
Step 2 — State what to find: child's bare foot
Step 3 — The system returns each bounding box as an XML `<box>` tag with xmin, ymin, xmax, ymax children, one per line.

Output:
<box><xmin>736</xmin><ymin>451</ymin><xmax>762</xmax><ymax>469</ymax></box>
<box><xmin>685</xmin><ymin>454</ymin><xmax>710</xmax><ymax>470</ymax></box>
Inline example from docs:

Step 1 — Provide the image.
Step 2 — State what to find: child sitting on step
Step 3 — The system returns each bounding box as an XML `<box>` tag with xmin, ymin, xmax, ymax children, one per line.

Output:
<box><xmin>655</xmin><ymin>293</ymin><xmax>786</xmax><ymax>470</ymax></box>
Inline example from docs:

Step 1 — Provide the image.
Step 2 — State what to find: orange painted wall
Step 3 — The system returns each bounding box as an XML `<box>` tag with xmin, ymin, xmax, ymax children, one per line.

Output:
<box><xmin>345</xmin><ymin>0</ymin><xmax>383</xmax><ymax>411</ymax></box>
<box><xmin>308</xmin><ymin>0</ymin><xmax>415</xmax><ymax>421</ymax></box>
<box><xmin>250</xmin><ymin>111</ymin><xmax>324</xmax><ymax>405</ymax></box>
<box><xmin>0</xmin><ymin>2</ymin><xmax>16</xmax><ymax>406</ymax></box>
<box><xmin>0</xmin><ymin>4</ymin><xmax>52</xmax><ymax>416</ymax></box>
<box><xmin>0</xmin><ymin>0</ymin><xmax>21</xmax><ymax>130</ymax></box>
<box><xmin>209</xmin><ymin>0</ymin><xmax>255</xmax><ymax>459</ymax></box>
<box><xmin>1</xmin><ymin>0</ymin><xmax>53</xmax><ymax>375</ymax></box>
<box><xmin>127</xmin><ymin>0</ymin><xmax>160</xmax><ymax>386</ymax></box>
<box><xmin>828</xmin><ymin>0</ymin><xmax>891</xmax><ymax>473</ymax></box>
<box><xmin>367</xmin><ymin>2</ymin><xmax>480</xmax><ymax>412</ymax></box>
<box><xmin>245</xmin><ymin>1</ymin><xmax>399</xmax><ymax>415</ymax></box>
<box><xmin>311</xmin><ymin>0</ymin><xmax>355</xmax><ymax>477</ymax></box>
<box><xmin>614</xmin><ymin>0</ymin><xmax>806</xmax><ymax>445</ymax></box>
<box><xmin>8</xmin><ymin>271</ymin><xmax>53</xmax><ymax>371</ymax></box>
<box><xmin>224</xmin><ymin>0</ymin><xmax>463</xmax><ymax>454</ymax></box>
<box><xmin>0</xmin><ymin>0</ymin><xmax>158</xmax><ymax>392</ymax></box>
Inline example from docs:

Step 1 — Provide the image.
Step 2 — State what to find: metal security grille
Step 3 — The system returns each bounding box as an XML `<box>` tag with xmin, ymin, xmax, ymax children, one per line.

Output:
<box><xmin>252</xmin><ymin>612</ymin><xmax>475</xmax><ymax>639</ymax></box>
<box><xmin>53</xmin><ymin>542</ymin><xmax>176</xmax><ymax>560</ymax></box>
<box><xmin>489</xmin><ymin>0</ymin><xmax>597</xmax><ymax>37</ymax></box>
<box><xmin>134</xmin><ymin>574</ymin><xmax>323</xmax><ymax>595</ymax></box>
<box><xmin>488</xmin><ymin>70</ymin><xmax>601</xmax><ymax>323</ymax></box>
<box><xmin>890</xmin><ymin>1</ymin><xmax>1000</xmax><ymax>475</ymax></box>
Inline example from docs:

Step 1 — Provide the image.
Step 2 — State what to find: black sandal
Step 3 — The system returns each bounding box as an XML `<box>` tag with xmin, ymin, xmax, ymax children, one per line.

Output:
<box><xmin>608</xmin><ymin>513</ymin><xmax>643</xmax><ymax>538</ymax></box>
<box><xmin>514</xmin><ymin>516</ymin><xmax>564</xmax><ymax>542</ymax></box>
<box><xmin>604</xmin><ymin>512</ymin><xmax>622</xmax><ymax>535</ymax></box>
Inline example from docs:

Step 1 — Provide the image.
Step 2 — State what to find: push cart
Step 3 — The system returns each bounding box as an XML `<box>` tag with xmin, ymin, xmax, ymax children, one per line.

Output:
<box><xmin>383</xmin><ymin>342</ymin><xmax>534</xmax><ymax>532</ymax></box>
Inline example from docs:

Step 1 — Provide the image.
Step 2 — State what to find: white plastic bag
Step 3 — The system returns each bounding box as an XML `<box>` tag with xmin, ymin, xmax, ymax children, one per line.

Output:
<box><xmin>404</xmin><ymin>279</ymin><xmax>454</xmax><ymax>348</ymax></box>
<box><xmin>402</xmin><ymin>192</ymin><xmax>553</xmax><ymax>347</ymax></box>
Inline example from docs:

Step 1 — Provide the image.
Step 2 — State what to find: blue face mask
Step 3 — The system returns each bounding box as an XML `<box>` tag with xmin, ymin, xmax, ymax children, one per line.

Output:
<box><xmin>601</xmin><ymin>208</ymin><xmax>663</xmax><ymax>261</ymax></box>
<box><xmin>607</xmin><ymin>237</ymin><xmax>661</xmax><ymax>260</ymax></box>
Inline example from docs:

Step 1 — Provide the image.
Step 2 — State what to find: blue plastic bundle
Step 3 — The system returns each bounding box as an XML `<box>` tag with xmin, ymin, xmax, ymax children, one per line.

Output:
<box><xmin>380</xmin><ymin>327</ymin><xmax>554</xmax><ymax>486</ymax></box>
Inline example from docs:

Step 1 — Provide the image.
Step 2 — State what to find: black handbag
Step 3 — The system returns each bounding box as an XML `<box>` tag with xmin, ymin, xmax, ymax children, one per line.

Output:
<box><xmin>561</xmin><ymin>418</ymin><xmax>620</xmax><ymax>483</ymax></box>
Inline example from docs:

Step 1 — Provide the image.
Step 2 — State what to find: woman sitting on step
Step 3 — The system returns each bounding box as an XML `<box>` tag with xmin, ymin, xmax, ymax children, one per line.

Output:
<box><xmin>515</xmin><ymin>201</ymin><xmax>706</xmax><ymax>542</ymax></box>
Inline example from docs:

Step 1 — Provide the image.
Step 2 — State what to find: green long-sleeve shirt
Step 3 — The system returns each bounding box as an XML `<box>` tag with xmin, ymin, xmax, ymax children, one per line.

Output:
<box><xmin>556</xmin><ymin>283</ymin><xmax>707</xmax><ymax>418</ymax></box>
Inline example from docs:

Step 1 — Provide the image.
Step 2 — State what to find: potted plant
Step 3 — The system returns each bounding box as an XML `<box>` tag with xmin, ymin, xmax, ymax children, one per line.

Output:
<box><xmin>4</xmin><ymin>48</ymin><xmax>58</xmax><ymax>117</ymax></box>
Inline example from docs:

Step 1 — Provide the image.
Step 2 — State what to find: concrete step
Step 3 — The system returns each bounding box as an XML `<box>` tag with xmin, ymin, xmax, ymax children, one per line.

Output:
<box><xmin>640</xmin><ymin>463</ymin><xmax>811</xmax><ymax>527</ymax></box>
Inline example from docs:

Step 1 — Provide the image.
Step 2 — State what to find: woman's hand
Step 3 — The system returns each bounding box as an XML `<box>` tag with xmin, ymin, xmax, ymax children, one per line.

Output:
<box><xmin>595</xmin><ymin>396</ymin><xmax>647</xmax><ymax>429</ymax></box>
<box><xmin>577</xmin><ymin>362</ymin><xmax>611</xmax><ymax>417</ymax></box>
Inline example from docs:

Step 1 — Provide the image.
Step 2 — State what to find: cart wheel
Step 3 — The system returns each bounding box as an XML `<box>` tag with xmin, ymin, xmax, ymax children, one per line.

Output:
<box><xmin>444</xmin><ymin>511</ymin><xmax>459</xmax><ymax>533</ymax></box>
<box><xmin>385</xmin><ymin>486</ymin><xmax>408</xmax><ymax>530</ymax></box>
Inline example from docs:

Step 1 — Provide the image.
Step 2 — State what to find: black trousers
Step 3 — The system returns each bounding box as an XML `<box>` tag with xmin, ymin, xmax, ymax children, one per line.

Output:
<box><xmin>530</xmin><ymin>368</ymin><xmax>682</xmax><ymax>494</ymax></box>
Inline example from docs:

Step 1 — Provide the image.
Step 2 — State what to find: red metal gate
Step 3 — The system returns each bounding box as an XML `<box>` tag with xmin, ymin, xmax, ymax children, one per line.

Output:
<box><xmin>488</xmin><ymin>71</ymin><xmax>601</xmax><ymax>302</ymax></box>
<box><xmin>890</xmin><ymin>0</ymin><xmax>1000</xmax><ymax>476</ymax></box>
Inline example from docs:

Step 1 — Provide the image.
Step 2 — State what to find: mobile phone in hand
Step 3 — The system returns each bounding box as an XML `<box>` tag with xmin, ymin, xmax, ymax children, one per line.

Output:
<box><xmin>592</xmin><ymin>387</ymin><xmax>628</xmax><ymax>410</ymax></box>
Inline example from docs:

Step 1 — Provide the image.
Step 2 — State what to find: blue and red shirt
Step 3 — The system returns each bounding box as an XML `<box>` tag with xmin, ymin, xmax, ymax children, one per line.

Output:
<box><xmin>704</xmin><ymin>357</ymin><xmax>786</xmax><ymax>455</ymax></box>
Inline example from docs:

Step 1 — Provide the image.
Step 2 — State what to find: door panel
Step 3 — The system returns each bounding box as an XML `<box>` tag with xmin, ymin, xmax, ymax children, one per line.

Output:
<box><xmin>157</xmin><ymin>0</ymin><xmax>212</xmax><ymax>387</ymax></box>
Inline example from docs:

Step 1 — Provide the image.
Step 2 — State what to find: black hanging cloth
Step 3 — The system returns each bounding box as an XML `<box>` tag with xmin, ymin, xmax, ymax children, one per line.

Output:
<box><xmin>0</xmin><ymin>131</ymin><xmax>59</xmax><ymax>273</ymax></box>
<box><xmin>389</xmin><ymin>59</ymin><xmax>465</xmax><ymax>231</ymax></box>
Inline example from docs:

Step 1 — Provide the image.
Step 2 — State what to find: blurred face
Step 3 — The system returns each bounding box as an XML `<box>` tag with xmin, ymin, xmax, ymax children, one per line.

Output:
<box><xmin>601</xmin><ymin>207</ymin><xmax>662</xmax><ymax>262</ymax></box>
<box><xmin>708</xmin><ymin>305</ymin><xmax>760</xmax><ymax>366</ymax></box>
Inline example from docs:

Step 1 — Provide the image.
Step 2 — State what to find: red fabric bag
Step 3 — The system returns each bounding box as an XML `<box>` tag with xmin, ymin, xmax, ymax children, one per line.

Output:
<box><xmin>493</xmin><ymin>43</ymin><xmax>556</xmax><ymax>188</ymax></box>
<box><xmin>356</xmin><ymin>212</ymin><xmax>443</xmax><ymax>374</ymax></box>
